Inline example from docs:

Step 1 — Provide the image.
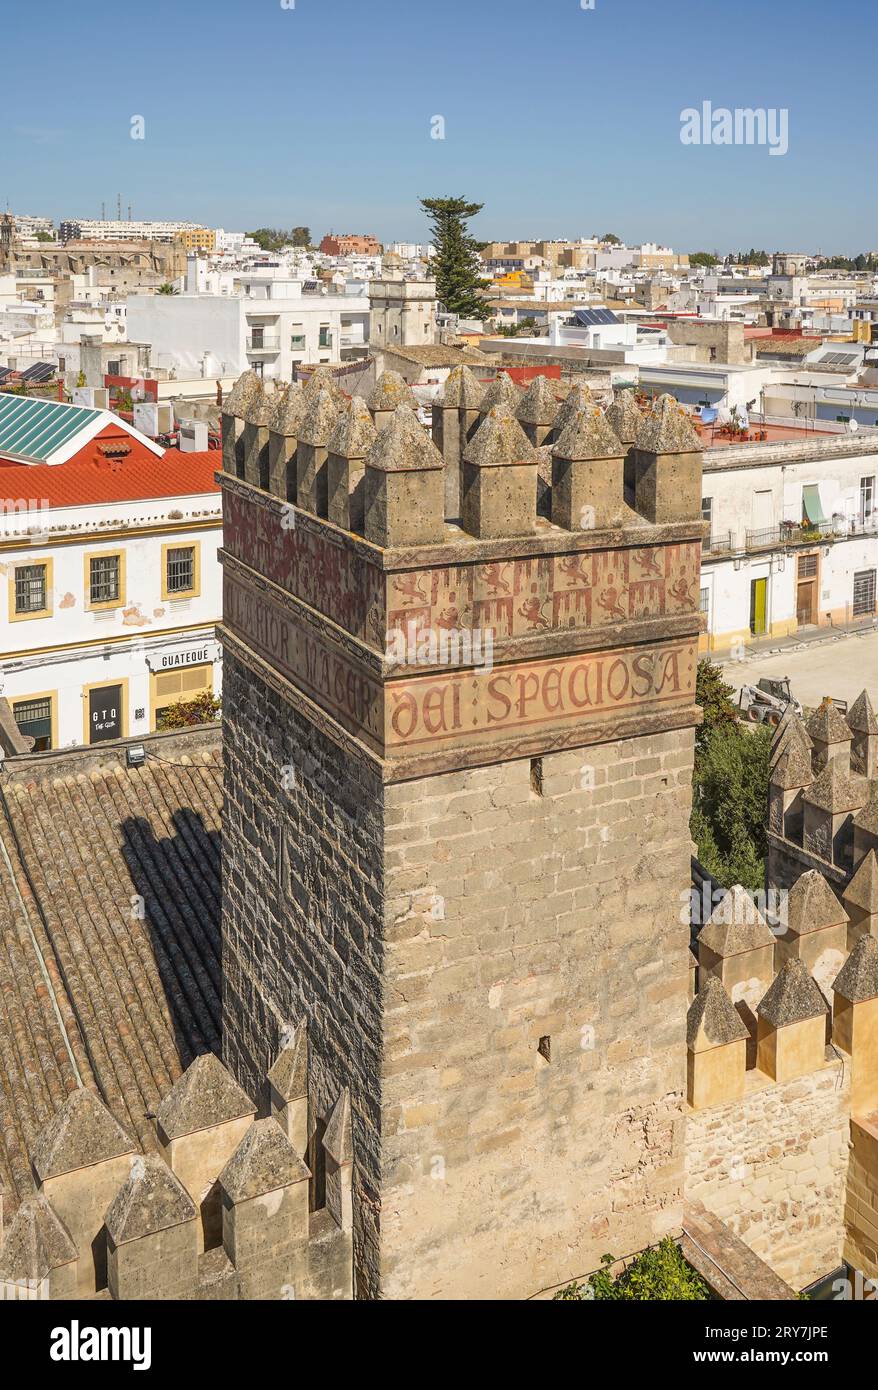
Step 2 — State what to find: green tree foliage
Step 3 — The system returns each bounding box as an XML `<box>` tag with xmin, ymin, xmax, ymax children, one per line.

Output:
<box><xmin>419</xmin><ymin>196</ymin><xmax>490</xmax><ymax>318</ymax></box>
<box><xmin>689</xmin><ymin>251</ymin><xmax>719</xmax><ymax>267</ymax></box>
<box><xmin>690</xmin><ymin>660</ymin><xmax>771</xmax><ymax>891</ymax></box>
<box><xmin>156</xmin><ymin>282</ymin><xmax>178</xmax><ymax>295</ymax></box>
<box><xmin>600</xmin><ymin>232</ymin><xmax>622</xmax><ymax>245</ymax></box>
<box><xmin>554</xmin><ymin>1239</ymin><xmax>710</xmax><ymax>1301</ymax></box>
<box><xmin>727</xmin><ymin>248</ymin><xmax>770</xmax><ymax>266</ymax></box>
<box><xmin>247</xmin><ymin>227</ymin><xmax>309</xmax><ymax>252</ymax></box>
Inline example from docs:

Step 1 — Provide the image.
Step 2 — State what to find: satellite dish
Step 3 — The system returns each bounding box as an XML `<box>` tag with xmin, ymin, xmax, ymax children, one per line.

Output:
<box><xmin>850</xmin><ymin>418</ymin><xmax>860</xmax><ymax>432</ymax></box>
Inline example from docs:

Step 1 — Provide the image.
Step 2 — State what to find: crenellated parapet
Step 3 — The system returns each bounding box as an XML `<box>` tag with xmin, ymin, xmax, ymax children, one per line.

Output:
<box><xmin>0</xmin><ymin>1030</ymin><xmax>354</xmax><ymax>1302</ymax></box>
<box><xmin>216</xmin><ymin>369</ymin><xmax>705</xmax><ymax>783</ymax></box>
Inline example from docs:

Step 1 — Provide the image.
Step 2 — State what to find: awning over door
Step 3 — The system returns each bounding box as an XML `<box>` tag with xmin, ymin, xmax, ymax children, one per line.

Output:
<box><xmin>802</xmin><ymin>484</ymin><xmax>826</xmax><ymax>525</ymax></box>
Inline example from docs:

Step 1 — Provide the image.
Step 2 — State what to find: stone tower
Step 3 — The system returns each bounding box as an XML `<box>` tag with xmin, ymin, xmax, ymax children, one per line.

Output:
<box><xmin>219</xmin><ymin>379</ymin><xmax>705</xmax><ymax>1298</ymax></box>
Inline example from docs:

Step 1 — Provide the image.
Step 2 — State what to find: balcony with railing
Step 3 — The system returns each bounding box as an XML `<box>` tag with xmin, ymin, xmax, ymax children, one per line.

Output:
<box><xmin>246</xmin><ymin>334</ymin><xmax>280</xmax><ymax>354</ymax></box>
<box><xmin>702</xmin><ymin>530</ymin><xmax>734</xmax><ymax>556</ymax></box>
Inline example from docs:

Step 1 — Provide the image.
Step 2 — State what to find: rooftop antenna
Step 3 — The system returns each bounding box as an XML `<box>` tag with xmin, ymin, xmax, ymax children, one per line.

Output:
<box><xmin>128</xmin><ymin>204</ymin><xmax>132</xmax><ymax>221</ymax></box>
<box><xmin>117</xmin><ymin>193</ymin><xmax>122</xmax><ymax>220</ymax></box>
<box><xmin>101</xmin><ymin>201</ymin><xmax>106</xmax><ymax>220</ymax></box>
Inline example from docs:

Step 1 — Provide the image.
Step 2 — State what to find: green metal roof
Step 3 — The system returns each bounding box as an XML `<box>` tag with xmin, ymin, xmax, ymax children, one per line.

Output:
<box><xmin>0</xmin><ymin>393</ymin><xmax>102</xmax><ymax>463</ymax></box>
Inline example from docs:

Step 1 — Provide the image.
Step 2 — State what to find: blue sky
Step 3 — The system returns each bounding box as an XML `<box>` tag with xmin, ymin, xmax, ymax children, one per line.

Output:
<box><xmin>2</xmin><ymin>0</ymin><xmax>872</xmax><ymax>253</ymax></box>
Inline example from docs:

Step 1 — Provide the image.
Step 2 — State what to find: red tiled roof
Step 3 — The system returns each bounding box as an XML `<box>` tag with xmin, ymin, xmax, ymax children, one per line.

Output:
<box><xmin>0</xmin><ymin>448</ymin><xmax>220</xmax><ymax>509</ymax></box>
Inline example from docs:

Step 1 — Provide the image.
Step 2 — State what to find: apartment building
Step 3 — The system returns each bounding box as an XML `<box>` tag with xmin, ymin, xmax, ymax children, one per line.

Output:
<box><xmin>699</xmin><ymin>428</ymin><xmax>878</xmax><ymax>653</ymax></box>
<box><xmin>59</xmin><ymin>218</ymin><xmax>205</xmax><ymax>244</ymax></box>
<box><xmin>0</xmin><ymin>393</ymin><xmax>221</xmax><ymax>749</ymax></box>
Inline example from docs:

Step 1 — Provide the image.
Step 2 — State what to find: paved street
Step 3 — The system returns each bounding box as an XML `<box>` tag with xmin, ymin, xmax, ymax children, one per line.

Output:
<box><xmin>721</xmin><ymin>625</ymin><xmax>878</xmax><ymax>712</ymax></box>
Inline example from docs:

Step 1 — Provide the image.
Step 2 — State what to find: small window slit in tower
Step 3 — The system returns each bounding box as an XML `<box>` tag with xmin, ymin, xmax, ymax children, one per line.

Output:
<box><xmin>530</xmin><ymin>757</ymin><xmax>543</xmax><ymax>796</ymax></box>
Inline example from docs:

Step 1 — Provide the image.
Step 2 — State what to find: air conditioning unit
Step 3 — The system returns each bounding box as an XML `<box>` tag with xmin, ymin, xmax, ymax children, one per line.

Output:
<box><xmin>178</xmin><ymin>420</ymin><xmax>208</xmax><ymax>452</ymax></box>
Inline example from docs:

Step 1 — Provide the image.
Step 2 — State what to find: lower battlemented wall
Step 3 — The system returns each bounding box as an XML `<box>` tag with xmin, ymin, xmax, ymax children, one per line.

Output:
<box><xmin>380</xmin><ymin>728</ymin><xmax>696</xmax><ymax>1299</ymax></box>
<box><xmin>685</xmin><ymin>1060</ymin><xmax>850</xmax><ymax>1290</ymax></box>
<box><xmin>844</xmin><ymin>1117</ymin><xmax>878</xmax><ymax>1281</ymax></box>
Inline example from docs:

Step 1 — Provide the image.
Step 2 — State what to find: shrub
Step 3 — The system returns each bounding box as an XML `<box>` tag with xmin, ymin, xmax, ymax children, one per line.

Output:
<box><xmin>553</xmin><ymin>1238</ymin><xmax>711</xmax><ymax>1301</ymax></box>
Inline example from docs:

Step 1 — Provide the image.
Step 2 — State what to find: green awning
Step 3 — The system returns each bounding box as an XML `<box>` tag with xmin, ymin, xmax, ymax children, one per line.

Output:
<box><xmin>802</xmin><ymin>484</ymin><xmax>826</xmax><ymax>525</ymax></box>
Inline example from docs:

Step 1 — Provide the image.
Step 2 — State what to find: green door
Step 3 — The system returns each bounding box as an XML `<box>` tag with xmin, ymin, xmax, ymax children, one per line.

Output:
<box><xmin>750</xmin><ymin>577</ymin><xmax>768</xmax><ymax>636</ymax></box>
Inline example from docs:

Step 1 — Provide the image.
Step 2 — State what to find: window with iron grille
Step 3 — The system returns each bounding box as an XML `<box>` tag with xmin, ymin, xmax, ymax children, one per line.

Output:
<box><xmin>166</xmin><ymin>546</ymin><xmax>195</xmax><ymax>594</ymax></box>
<box><xmin>699</xmin><ymin>586</ymin><xmax>710</xmax><ymax>614</ymax></box>
<box><xmin>13</xmin><ymin>696</ymin><xmax>52</xmax><ymax>750</ymax></box>
<box><xmin>798</xmin><ymin>554</ymin><xmax>818</xmax><ymax>578</ymax></box>
<box><xmin>14</xmin><ymin>564</ymin><xmax>47</xmax><ymax>614</ymax></box>
<box><xmin>853</xmin><ymin>569</ymin><xmax>876</xmax><ymax>617</ymax></box>
<box><xmin>89</xmin><ymin>554</ymin><xmax>120</xmax><ymax>604</ymax></box>
<box><xmin>701</xmin><ymin>498</ymin><xmax>713</xmax><ymax>525</ymax></box>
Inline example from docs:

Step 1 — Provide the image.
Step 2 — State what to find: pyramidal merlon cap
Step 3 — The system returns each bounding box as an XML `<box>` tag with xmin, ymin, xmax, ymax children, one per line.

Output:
<box><xmin>463</xmin><ymin>407</ymin><xmax>536</xmax><ymax>467</ymax></box>
<box><xmin>554</xmin><ymin>383</ymin><xmax>594</xmax><ymax>435</ymax></box>
<box><xmin>366</xmin><ymin>370</ymin><xmax>417</xmax><ymax>412</ymax></box>
<box><xmin>436</xmin><ymin>364</ymin><xmax>484</xmax><ymax>410</ymax></box>
<box><xmin>479</xmin><ymin>372</ymin><xmax>521</xmax><ymax>413</ymax></box>
<box><xmin>31</xmin><ymin>1088</ymin><xmax>136</xmax><ymax>1182</ymax></box>
<box><xmin>156</xmin><ymin>1052</ymin><xmax>255</xmax><ymax>1141</ymax></box>
<box><xmin>104</xmin><ymin>1153</ymin><xmax>197</xmax><ymax>1244</ymax></box>
<box><xmin>758</xmin><ymin>958</ymin><xmax>828</xmax><ymax>1027</ymax></box>
<box><xmin>846</xmin><ymin>689</ymin><xmax>878</xmax><ymax>736</ymax></box>
<box><xmin>844</xmin><ymin>848</ymin><xmax>878</xmax><ymax>914</ymax></box>
<box><xmin>634</xmin><ymin>393</ymin><xmax>701</xmax><ymax>453</ymax></box>
<box><xmin>687</xmin><ymin>976</ymin><xmax>749</xmax><ymax>1050</ymax></box>
<box><xmin>516</xmin><ymin>374</ymin><xmax>560</xmax><ymax>427</ymax></box>
<box><xmin>267</xmin><ymin>1024</ymin><xmax>307</xmax><ymax>1101</ymax></box>
<box><xmin>225</xmin><ymin>369</ymin><xmax>261</xmax><ymax>416</ymax></box>
<box><xmin>697</xmin><ymin>883</ymin><xmax>776</xmax><ymax>955</ymax></box>
<box><xmin>806</xmin><ymin>699</ymin><xmax>852</xmax><ymax>745</ymax></box>
<box><xmin>787</xmin><ymin>870</ymin><xmax>848</xmax><ymax>934</ymax></box>
<box><xmin>552</xmin><ymin>406</ymin><xmax>624</xmax><ymax>462</ymax></box>
<box><xmin>365</xmin><ymin>403</ymin><xmax>444</xmax><ymax>472</ymax></box>
<box><xmin>270</xmin><ymin>381</ymin><xmax>306</xmax><ymax>436</ymax></box>
<box><xmin>328</xmin><ymin>396</ymin><xmax>377</xmax><ymax>458</ymax></box>
<box><xmin>605</xmin><ymin>388</ymin><xmax>642</xmax><ymax>444</ymax></box>
<box><xmin>833</xmin><ymin>933</ymin><xmax>878</xmax><ymax>1003</ymax></box>
<box><xmin>298</xmin><ymin>386</ymin><xmax>341</xmax><ymax>448</ymax></box>
<box><xmin>219</xmin><ymin>1118</ymin><xmax>310</xmax><ymax>1202</ymax></box>
<box><xmin>0</xmin><ymin>1193</ymin><xmax>76</xmax><ymax>1283</ymax></box>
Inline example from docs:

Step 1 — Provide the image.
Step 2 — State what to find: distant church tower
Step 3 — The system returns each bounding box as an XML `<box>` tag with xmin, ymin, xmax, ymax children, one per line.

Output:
<box><xmin>0</xmin><ymin>213</ymin><xmax>13</xmax><ymax>271</ymax></box>
<box><xmin>219</xmin><ymin>368</ymin><xmax>704</xmax><ymax>1298</ymax></box>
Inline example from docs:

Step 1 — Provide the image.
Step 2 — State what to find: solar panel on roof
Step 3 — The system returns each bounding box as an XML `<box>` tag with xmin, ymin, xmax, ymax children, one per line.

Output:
<box><xmin>572</xmin><ymin>308</ymin><xmax>621</xmax><ymax>328</ymax></box>
<box><xmin>19</xmin><ymin>362</ymin><xmax>54</xmax><ymax>383</ymax></box>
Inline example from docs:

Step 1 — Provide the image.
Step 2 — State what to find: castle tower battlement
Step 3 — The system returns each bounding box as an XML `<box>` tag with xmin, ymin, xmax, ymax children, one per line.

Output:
<box><xmin>217</xmin><ymin>371</ymin><xmax>706</xmax><ymax>1298</ymax></box>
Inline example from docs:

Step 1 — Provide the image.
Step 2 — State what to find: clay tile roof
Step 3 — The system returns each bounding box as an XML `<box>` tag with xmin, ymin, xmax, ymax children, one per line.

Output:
<box><xmin>697</xmin><ymin>884</ymin><xmax>776</xmax><ymax>955</ymax></box>
<box><xmin>833</xmin><ymin>933</ymin><xmax>878</xmax><ymax>1003</ymax></box>
<box><xmin>551</xmin><ymin>406</ymin><xmax>623</xmax><ymax>461</ymax></box>
<box><xmin>0</xmin><ymin>452</ymin><xmax>220</xmax><ymax>509</ymax></box>
<box><xmin>366</xmin><ymin>371</ymin><xmax>417</xmax><ymax>412</ymax></box>
<box><xmin>787</xmin><ymin>870</ymin><xmax>849</xmax><ymax>934</ymax></box>
<box><xmin>802</xmin><ymin>761</ymin><xmax>869</xmax><ymax>813</ymax></box>
<box><xmin>605</xmin><ymin>389</ymin><xmax>643</xmax><ymax>445</ymax></box>
<box><xmin>219</xmin><ymin>1118</ymin><xmax>309</xmax><ymax>1202</ymax></box>
<box><xmin>843</xmin><ymin>849</ymin><xmax>878</xmax><ymax>914</ymax></box>
<box><xmin>757</xmin><ymin>958</ymin><xmax>829</xmax><ymax>1026</ymax></box>
<box><xmin>104</xmin><ymin>1153</ymin><xmax>197</xmax><ymax>1244</ymax></box>
<box><xmin>224</xmin><ymin>370</ymin><xmax>261</xmax><ymax>416</ymax></box>
<box><xmin>686</xmin><ymin>977</ymin><xmax>749</xmax><ymax>1051</ymax></box>
<box><xmin>436</xmin><ymin>365</ymin><xmax>484</xmax><ymax>410</ymax></box>
<box><xmin>479</xmin><ymin>372</ymin><xmax>522</xmax><ymax>414</ymax></box>
<box><xmin>847</xmin><ymin>690</ymin><xmax>878</xmax><ymax>736</ymax></box>
<box><xmin>327</xmin><ymin>396</ymin><xmax>377</xmax><ymax>458</ymax></box>
<box><xmin>806</xmin><ymin>700</ymin><xmax>852</xmax><ymax>744</ymax></box>
<box><xmin>463</xmin><ymin>407</ymin><xmax>537</xmax><ymax>468</ymax></box>
<box><xmin>634</xmin><ymin>393</ymin><xmax>702</xmax><ymax>454</ymax></box>
<box><xmin>297</xmin><ymin>387</ymin><xmax>342</xmax><ymax>447</ymax></box>
<box><xmin>0</xmin><ymin>1193</ymin><xmax>76</xmax><ymax>1283</ymax></box>
<box><xmin>365</xmin><ymin>404</ymin><xmax>444</xmax><ymax>473</ymax></box>
<box><xmin>0</xmin><ymin>734</ymin><xmax>223</xmax><ymax>1216</ymax></box>
<box><xmin>553</xmin><ymin>383</ymin><xmax>594</xmax><ymax>435</ymax></box>
<box><xmin>31</xmin><ymin>1088</ymin><xmax>136</xmax><ymax>1182</ymax></box>
<box><xmin>770</xmin><ymin>739</ymin><xmax>814</xmax><ymax>790</ymax></box>
<box><xmin>156</xmin><ymin>1052</ymin><xmax>254</xmax><ymax>1142</ymax></box>
<box><xmin>515</xmin><ymin>374</ymin><xmax>560</xmax><ymax>427</ymax></box>
<box><xmin>266</xmin><ymin>1025</ymin><xmax>307</xmax><ymax>1101</ymax></box>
